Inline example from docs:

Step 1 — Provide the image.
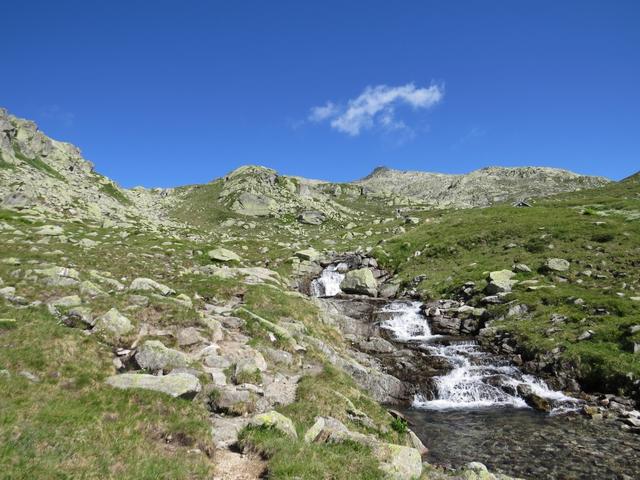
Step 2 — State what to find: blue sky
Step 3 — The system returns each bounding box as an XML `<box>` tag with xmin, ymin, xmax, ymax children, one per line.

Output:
<box><xmin>3</xmin><ymin>1</ymin><xmax>639</xmax><ymax>186</ymax></box>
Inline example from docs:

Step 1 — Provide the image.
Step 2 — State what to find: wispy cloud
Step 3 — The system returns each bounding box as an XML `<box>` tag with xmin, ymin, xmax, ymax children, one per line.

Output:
<box><xmin>309</xmin><ymin>83</ymin><xmax>444</xmax><ymax>136</ymax></box>
<box><xmin>39</xmin><ymin>105</ymin><xmax>75</xmax><ymax>128</ymax></box>
<box><xmin>452</xmin><ymin>126</ymin><xmax>486</xmax><ymax>149</ymax></box>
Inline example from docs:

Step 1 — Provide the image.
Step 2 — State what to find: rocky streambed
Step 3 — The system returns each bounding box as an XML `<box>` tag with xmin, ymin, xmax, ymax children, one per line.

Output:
<box><xmin>306</xmin><ymin>260</ymin><xmax>640</xmax><ymax>479</ymax></box>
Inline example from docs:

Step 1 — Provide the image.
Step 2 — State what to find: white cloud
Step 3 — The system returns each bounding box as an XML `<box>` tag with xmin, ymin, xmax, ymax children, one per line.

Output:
<box><xmin>308</xmin><ymin>101</ymin><xmax>339</xmax><ymax>122</ymax></box>
<box><xmin>310</xmin><ymin>83</ymin><xmax>443</xmax><ymax>136</ymax></box>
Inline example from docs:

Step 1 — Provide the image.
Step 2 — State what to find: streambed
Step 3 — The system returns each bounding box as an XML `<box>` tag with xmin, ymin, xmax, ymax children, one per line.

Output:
<box><xmin>311</xmin><ymin>268</ymin><xmax>639</xmax><ymax>478</ymax></box>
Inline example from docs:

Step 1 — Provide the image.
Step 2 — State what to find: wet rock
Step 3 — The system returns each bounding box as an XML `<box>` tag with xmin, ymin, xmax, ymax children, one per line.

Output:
<box><xmin>517</xmin><ymin>384</ymin><xmax>551</xmax><ymax>412</ymax></box>
<box><xmin>106</xmin><ymin>372</ymin><xmax>201</xmax><ymax>398</ymax></box>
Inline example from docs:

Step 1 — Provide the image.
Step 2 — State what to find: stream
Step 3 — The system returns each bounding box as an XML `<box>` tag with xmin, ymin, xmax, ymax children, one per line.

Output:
<box><xmin>311</xmin><ymin>271</ymin><xmax>640</xmax><ymax>479</ymax></box>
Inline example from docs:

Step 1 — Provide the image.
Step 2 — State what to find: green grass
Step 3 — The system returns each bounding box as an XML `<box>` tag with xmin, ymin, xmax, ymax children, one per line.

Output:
<box><xmin>0</xmin><ymin>306</ymin><xmax>213</xmax><ymax>479</ymax></box>
<box><xmin>99</xmin><ymin>181</ymin><xmax>133</xmax><ymax>206</ymax></box>
<box><xmin>373</xmin><ymin>179</ymin><xmax>640</xmax><ymax>399</ymax></box>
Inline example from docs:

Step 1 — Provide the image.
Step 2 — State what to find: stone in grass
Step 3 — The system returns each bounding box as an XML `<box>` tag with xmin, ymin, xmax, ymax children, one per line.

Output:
<box><xmin>129</xmin><ymin>277</ymin><xmax>175</xmax><ymax>296</ymax></box>
<box><xmin>208</xmin><ymin>247</ymin><xmax>241</xmax><ymax>262</ymax></box>
<box><xmin>249</xmin><ymin>410</ymin><xmax>297</xmax><ymax>438</ymax></box>
<box><xmin>544</xmin><ymin>258</ymin><xmax>570</xmax><ymax>272</ymax></box>
<box><xmin>512</xmin><ymin>263</ymin><xmax>532</xmax><ymax>273</ymax></box>
<box><xmin>372</xmin><ymin>442</ymin><xmax>423</xmax><ymax>480</ymax></box>
<box><xmin>94</xmin><ymin>308</ymin><xmax>133</xmax><ymax>337</ymax></box>
<box><xmin>135</xmin><ymin>340</ymin><xmax>189</xmax><ymax>372</ymax></box>
<box><xmin>106</xmin><ymin>372</ymin><xmax>201</xmax><ymax>399</ymax></box>
<box><xmin>48</xmin><ymin>295</ymin><xmax>82</xmax><ymax>309</ymax></box>
<box><xmin>294</xmin><ymin>248</ymin><xmax>320</xmax><ymax>262</ymax></box>
<box><xmin>36</xmin><ymin>225</ymin><xmax>63</xmax><ymax>236</ymax></box>
<box><xmin>485</xmin><ymin>270</ymin><xmax>517</xmax><ymax>294</ymax></box>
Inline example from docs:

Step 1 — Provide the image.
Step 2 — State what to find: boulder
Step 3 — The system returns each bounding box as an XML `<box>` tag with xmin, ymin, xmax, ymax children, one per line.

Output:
<box><xmin>298</xmin><ymin>211</ymin><xmax>326</xmax><ymax>225</ymax></box>
<box><xmin>106</xmin><ymin>373</ymin><xmax>201</xmax><ymax>399</ymax></box>
<box><xmin>208</xmin><ymin>247</ymin><xmax>241</xmax><ymax>262</ymax></box>
<box><xmin>231</xmin><ymin>192</ymin><xmax>274</xmax><ymax>216</ymax></box>
<box><xmin>304</xmin><ymin>416</ymin><xmax>349</xmax><ymax>443</ymax></box>
<box><xmin>340</xmin><ymin>268</ymin><xmax>377</xmax><ymax>297</ymax></box>
<box><xmin>36</xmin><ymin>225</ymin><xmax>63</xmax><ymax>236</ymax></box>
<box><xmin>517</xmin><ymin>384</ymin><xmax>551</xmax><ymax>413</ymax></box>
<box><xmin>135</xmin><ymin>340</ymin><xmax>189</xmax><ymax>372</ymax></box>
<box><xmin>512</xmin><ymin>263</ymin><xmax>531</xmax><ymax>273</ymax></box>
<box><xmin>129</xmin><ymin>277</ymin><xmax>175</xmax><ymax>296</ymax></box>
<box><xmin>294</xmin><ymin>248</ymin><xmax>320</xmax><ymax>262</ymax></box>
<box><xmin>485</xmin><ymin>270</ymin><xmax>517</xmax><ymax>294</ymax></box>
<box><xmin>94</xmin><ymin>308</ymin><xmax>133</xmax><ymax>337</ymax></box>
<box><xmin>544</xmin><ymin>258</ymin><xmax>570</xmax><ymax>272</ymax></box>
<box><xmin>177</xmin><ymin>327</ymin><xmax>206</xmax><ymax>347</ymax></box>
<box><xmin>250</xmin><ymin>410</ymin><xmax>297</xmax><ymax>438</ymax></box>
<box><xmin>372</xmin><ymin>443</ymin><xmax>423</xmax><ymax>480</ymax></box>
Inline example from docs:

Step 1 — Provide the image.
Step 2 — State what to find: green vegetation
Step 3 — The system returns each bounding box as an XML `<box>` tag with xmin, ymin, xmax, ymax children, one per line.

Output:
<box><xmin>12</xmin><ymin>145</ymin><xmax>65</xmax><ymax>181</ymax></box>
<box><xmin>99</xmin><ymin>181</ymin><xmax>133</xmax><ymax>205</ymax></box>
<box><xmin>374</xmin><ymin>178</ymin><xmax>640</xmax><ymax>398</ymax></box>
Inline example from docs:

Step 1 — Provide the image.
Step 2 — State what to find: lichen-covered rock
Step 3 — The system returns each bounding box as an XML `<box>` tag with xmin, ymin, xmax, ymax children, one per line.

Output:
<box><xmin>129</xmin><ymin>277</ymin><xmax>175</xmax><ymax>296</ymax></box>
<box><xmin>135</xmin><ymin>340</ymin><xmax>189</xmax><ymax>372</ymax></box>
<box><xmin>105</xmin><ymin>372</ymin><xmax>201</xmax><ymax>398</ymax></box>
<box><xmin>294</xmin><ymin>248</ymin><xmax>320</xmax><ymax>262</ymax></box>
<box><xmin>372</xmin><ymin>443</ymin><xmax>423</xmax><ymax>480</ymax></box>
<box><xmin>94</xmin><ymin>308</ymin><xmax>133</xmax><ymax>337</ymax></box>
<box><xmin>485</xmin><ymin>270</ymin><xmax>517</xmax><ymax>294</ymax></box>
<box><xmin>544</xmin><ymin>258</ymin><xmax>570</xmax><ymax>272</ymax></box>
<box><xmin>340</xmin><ymin>268</ymin><xmax>377</xmax><ymax>297</ymax></box>
<box><xmin>250</xmin><ymin>410</ymin><xmax>297</xmax><ymax>438</ymax></box>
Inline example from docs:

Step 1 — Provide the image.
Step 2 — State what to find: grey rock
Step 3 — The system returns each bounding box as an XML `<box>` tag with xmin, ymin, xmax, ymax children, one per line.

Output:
<box><xmin>135</xmin><ymin>340</ymin><xmax>189</xmax><ymax>372</ymax></box>
<box><xmin>106</xmin><ymin>373</ymin><xmax>201</xmax><ymax>398</ymax></box>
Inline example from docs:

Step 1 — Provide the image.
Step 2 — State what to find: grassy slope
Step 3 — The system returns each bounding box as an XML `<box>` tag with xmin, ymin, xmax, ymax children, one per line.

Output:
<box><xmin>0</xmin><ymin>207</ymin><xmax>402</xmax><ymax>478</ymax></box>
<box><xmin>373</xmin><ymin>177</ymin><xmax>640</xmax><ymax>397</ymax></box>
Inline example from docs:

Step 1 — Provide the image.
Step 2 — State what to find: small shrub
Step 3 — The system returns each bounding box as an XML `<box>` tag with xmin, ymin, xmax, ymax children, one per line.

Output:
<box><xmin>591</xmin><ymin>232</ymin><xmax>615</xmax><ymax>243</ymax></box>
<box><xmin>390</xmin><ymin>417</ymin><xmax>408</xmax><ymax>434</ymax></box>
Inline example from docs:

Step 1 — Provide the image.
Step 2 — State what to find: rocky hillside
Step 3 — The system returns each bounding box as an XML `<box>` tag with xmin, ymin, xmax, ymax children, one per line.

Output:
<box><xmin>3</xmin><ymin>107</ymin><xmax>637</xmax><ymax>480</ymax></box>
<box><xmin>356</xmin><ymin>166</ymin><xmax>610</xmax><ymax>208</ymax></box>
<box><xmin>0</xmin><ymin>108</ymin><xmax>177</xmax><ymax>230</ymax></box>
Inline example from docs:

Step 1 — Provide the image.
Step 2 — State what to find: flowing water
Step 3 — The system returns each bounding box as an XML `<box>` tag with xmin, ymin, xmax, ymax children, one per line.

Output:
<box><xmin>310</xmin><ymin>269</ymin><xmax>639</xmax><ymax>478</ymax></box>
<box><xmin>310</xmin><ymin>264</ymin><xmax>345</xmax><ymax>297</ymax></box>
<box><xmin>379</xmin><ymin>300</ymin><xmax>640</xmax><ymax>479</ymax></box>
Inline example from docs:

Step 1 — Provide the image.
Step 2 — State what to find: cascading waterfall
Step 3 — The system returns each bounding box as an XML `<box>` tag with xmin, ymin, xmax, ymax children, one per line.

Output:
<box><xmin>310</xmin><ymin>264</ymin><xmax>345</xmax><ymax>297</ymax></box>
<box><xmin>380</xmin><ymin>301</ymin><xmax>580</xmax><ymax>413</ymax></box>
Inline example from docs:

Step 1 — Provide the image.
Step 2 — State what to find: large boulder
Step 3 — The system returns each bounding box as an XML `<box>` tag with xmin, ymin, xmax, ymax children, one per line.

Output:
<box><xmin>250</xmin><ymin>410</ymin><xmax>297</xmax><ymax>438</ymax></box>
<box><xmin>135</xmin><ymin>340</ymin><xmax>189</xmax><ymax>372</ymax></box>
<box><xmin>340</xmin><ymin>268</ymin><xmax>378</xmax><ymax>297</ymax></box>
<box><xmin>208</xmin><ymin>247</ymin><xmax>241</xmax><ymax>262</ymax></box>
<box><xmin>485</xmin><ymin>270</ymin><xmax>517</xmax><ymax>294</ymax></box>
<box><xmin>372</xmin><ymin>443</ymin><xmax>423</xmax><ymax>480</ymax></box>
<box><xmin>231</xmin><ymin>192</ymin><xmax>274</xmax><ymax>216</ymax></box>
<box><xmin>544</xmin><ymin>258</ymin><xmax>570</xmax><ymax>272</ymax></box>
<box><xmin>94</xmin><ymin>308</ymin><xmax>133</xmax><ymax>337</ymax></box>
<box><xmin>106</xmin><ymin>373</ymin><xmax>201</xmax><ymax>399</ymax></box>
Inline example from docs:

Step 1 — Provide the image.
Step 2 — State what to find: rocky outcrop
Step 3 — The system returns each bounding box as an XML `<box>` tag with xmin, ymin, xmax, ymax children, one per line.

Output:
<box><xmin>356</xmin><ymin>165</ymin><xmax>610</xmax><ymax>208</ymax></box>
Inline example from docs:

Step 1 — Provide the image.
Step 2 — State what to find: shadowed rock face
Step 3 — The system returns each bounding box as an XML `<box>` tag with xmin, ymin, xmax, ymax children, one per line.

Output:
<box><xmin>355</xmin><ymin>165</ymin><xmax>610</xmax><ymax>208</ymax></box>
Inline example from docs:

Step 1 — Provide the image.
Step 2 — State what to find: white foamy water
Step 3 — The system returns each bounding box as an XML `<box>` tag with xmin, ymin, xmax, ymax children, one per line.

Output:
<box><xmin>380</xmin><ymin>301</ymin><xmax>581</xmax><ymax>413</ymax></box>
<box><xmin>380</xmin><ymin>301</ymin><xmax>437</xmax><ymax>341</ymax></box>
<box><xmin>310</xmin><ymin>265</ymin><xmax>345</xmax><ymax>297</ymax></box>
